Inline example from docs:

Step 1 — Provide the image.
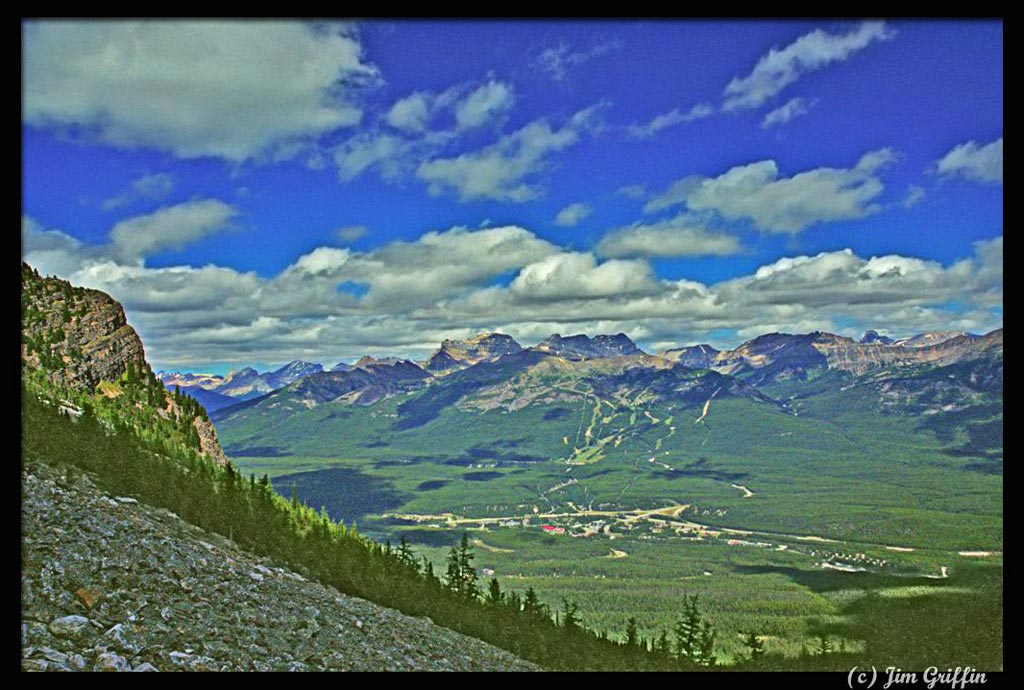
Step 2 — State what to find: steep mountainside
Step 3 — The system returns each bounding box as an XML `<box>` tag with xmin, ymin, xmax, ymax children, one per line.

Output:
<box><xmin>22</xmin><ymin>263</ymin><xmax>226</xmax><ymax>466</ymax></box>
<box><xmin>21</xmin><ymin>458</ymin><xmax>536</xmax><ymax>672</ymax></box>
<box><xmin>214</xmin><ymin>367</ymin><xmax>268</xmax><ymax>399</ymax></box>
<box><xmin>658</xmin><ymin>344</ymin><xmax>720</xmax><ymax>369</ymax></box>
<box><xmin>262</xmin><ymin>360</ymin><xmax>324</xmax><ymax>389</ymax></box>
<box><xmin>895</xmin><ymin>331</ymin><xmax>976</xmax><ymax>348</ymax></box>
<box><xmin>534</xmin><ymin>333</ymin><xmax>642</xmax><ymax>360</ymax></box>
<box><xmin>424</xmin><ymin>333</ymin><xmax>523</xmax><ymax>373</ymax></box>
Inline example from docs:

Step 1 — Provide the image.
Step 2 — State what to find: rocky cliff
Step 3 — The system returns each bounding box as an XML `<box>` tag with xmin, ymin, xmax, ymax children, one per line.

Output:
<box><xmin>22</xmin><ymin>263</ymin><xmax>227</xmax><ymax>466</ymax></box>
<box><xmin>22</xmin><ymin>263</ymin><xmax>146</xmax><ymax>393</ymax></box>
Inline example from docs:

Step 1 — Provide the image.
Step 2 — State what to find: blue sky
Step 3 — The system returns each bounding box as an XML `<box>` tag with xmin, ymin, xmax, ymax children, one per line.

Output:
<box><xmin>22</xmin><ymin>20</ymin><xmax>1002</xmax><ymax>372</ymax></box>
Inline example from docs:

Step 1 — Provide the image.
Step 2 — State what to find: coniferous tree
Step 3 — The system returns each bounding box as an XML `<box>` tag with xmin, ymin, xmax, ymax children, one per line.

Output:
<box><xmin>561</xmin><ymin>598</ymin><xmax>581</xmax><ymax>632</ymax></box>
<box><xmin>742</xmin><ymin>630</ymin><xmax>765</xmax><ymax>662</ymax></box>
<box><xmin>673</xmin><ymin>594</ymin><xmax>716</xmax><ymax>667</ymax></box>
<box><xmin>487</xmin><ymin>577</ymin><xmax>503</xmax><ymax>606</ymax></box>
<box><xmin>625</xmin><ymin>617</ymin><xmax>640</xmax><ymax>647</ymax></box>
<box><xmin>445</xmin><ymin>532</ymin><xmax>480</xmax><ymax>599</ymax></box>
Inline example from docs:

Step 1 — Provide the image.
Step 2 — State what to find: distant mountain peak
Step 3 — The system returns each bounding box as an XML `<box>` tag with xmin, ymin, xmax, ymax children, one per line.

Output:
<box><xmin>425</xmin><ymin>332</ymin><xmax>523</xmax><ymax>373</ymax></box>
<box><xmin>860</xmin><ymin>330</ymin><xmax>894</xmax><ymax>345</ymax></box>
<box><xmin>535</xmin><ymin>333</ymin><xmax>642</xmax><ymax>360</ymax></box>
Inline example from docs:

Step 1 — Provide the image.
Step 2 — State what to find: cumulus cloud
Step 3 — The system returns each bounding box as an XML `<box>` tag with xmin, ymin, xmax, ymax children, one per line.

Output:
<box><xmin>23</xmin><ymin>21</ymin><xmax>375</xmax><ymax>161</ymax></box>
<box><xmin>509</xmin><ymin>252</ymin><xmax>659</xmax><ymax>301</ymax></box>
<box><xmin>597</xmin><ymin>216</ymin><xmax>742</xmax><ymax>258</ymax></box>
<box><xmin>416</xmin><ymin>106</ymin><xmax>603</xmax><ymax>202</ymax></box>
<box><xmin>627</xmin><ymin>103</ymin><xmax>714</xmax><ymax>140</ymax></box>
<box><xmin>936</xmin><ymin>137</ymin><xmax>1002</xmax><ymax>184</ymax></box>
<box><xmin>554</xmin><ymin>202</ymin><xmax>591</xmax><ymax>227</ymax></box>
<box><xmin>761</xmin><ymin>97</ymin><xmax>812</xmax><ymax>128</ymax></box>
<box><xmin>454</xmin><ymin>80</ymin><xmax>515</xmax><ymax>130</ymax></box>
<box><xmin>385</xmin><ymin>92</ymin><xmax>433</xmax><ymax>133</ymax></box>
<box><xmin>102</xmin><ymin>173</ymin><xmax>176</xmax><ymax>211</ymax></box>
<box><xmin>646</xmin><ymin>148</ymin><xmax>897</xmax><ymax>233</ymax></box>
<box><xmin>723</xmin><ymin>21</ymin><xmax>895</xmax><ymax>111</ymax></box>
<box><xmin>23</xmin><ymin>211</ymin><xmax>1002</xmax><ymax>368</ymax></box>
<box><xmin>333</xmin><ymin>133</ymin><xmax>414</xmax><ymax>182</ymax></box>
<box><xmin>109</xmin><ymin>199</ymin><xmax>238</xmax><ymax>261</ymax></box>
<box><xmin>534</xmin><ymin>39</ymin><xmax>621</xmax><ymax>82</ymax></box>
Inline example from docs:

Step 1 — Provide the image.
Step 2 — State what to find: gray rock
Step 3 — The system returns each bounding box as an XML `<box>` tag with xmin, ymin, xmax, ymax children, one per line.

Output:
<box><xmin>22</xmin><ymin>460</ymin><xmax>538</xmax><ymax>673</ymax></box>
<box><xmin>99</xmin><ymin>623</ymin><xmax>141</xmax><ymax>653</ymax></box>
<box><xmin>23</xmin><ymin>659</ymin><xmax>49</xmax><ymax>672</ymax></box>
<box><xmin>49</xmin><ymin>615</ymin><xmax>91</xmax><ymax>638</ymax></box>
<box><xmin>37</xmin><ymin>647</ymin><xmax>68</xmax><ymax>664</ymax></box>
<box><xmin>94</xmin><ymin>651</ymin><xmax>131</xmax><ymax>672</ymax></box>
<box><xmin>132</xmin><ymin>662</ymin><xmax>160</xmax><ymax>672</ymax></box>
<box><xmin>168</xmin><ymin>651</ymin><xmax>193</xmax><ymax>666</ymax></box>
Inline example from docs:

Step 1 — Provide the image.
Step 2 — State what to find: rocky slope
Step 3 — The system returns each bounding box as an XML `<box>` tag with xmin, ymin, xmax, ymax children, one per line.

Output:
<box><xmin>21</xmin><ymin>458</ymin><xmax>537</xmax><ymax>672</ymax></box>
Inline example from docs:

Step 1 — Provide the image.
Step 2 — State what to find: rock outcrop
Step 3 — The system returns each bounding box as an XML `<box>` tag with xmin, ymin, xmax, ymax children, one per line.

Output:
<box><xmin>22</xmin><ymin>263</ymin><xmax>227</xmax><ymax>466</ymax></box>
<box><xmin>22</xmin><ymin>264</ymin><xmax>146</xmax><ymax>393</ymax></box>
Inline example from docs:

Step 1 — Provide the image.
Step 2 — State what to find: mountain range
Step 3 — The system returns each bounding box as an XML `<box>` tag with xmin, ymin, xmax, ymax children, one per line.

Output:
<box><xmin>168</xmin><ymin>327</ymin><xmax>999</xmax><ymax>419</ymax></box>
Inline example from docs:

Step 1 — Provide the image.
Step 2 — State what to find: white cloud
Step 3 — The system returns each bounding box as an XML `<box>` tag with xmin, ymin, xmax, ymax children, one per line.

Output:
<box><xmin>647</xmin><ymin>148</ymin><xmax>897</xmax><ymax>233</ymax></box>
<box><xmin>109</xmin><ymin>199</ymin><xmax>238</xmax><ymax>261</ymax></box>
<box><xmin>454</xmin><ymin>80</ymin><xmax>515</xmax><ymax>130</ymax></box>
<box><xmin>902</xmin><ymin>185</ymin><xmax>926</xmax><ymax>209</ymax></box>
<box><xmin>761</xmin><ymin>97</ymin><xmax>812</xmax><ymax>128</ymax></box>
<box><xmin>23</xmin><ymin>21</ymin><xmax>375</xmax><ymax>161</ymax></box>
<box><xmin>554</xmin><ymin>202</ymin><xmax>591</xmax><ymax>227</ymax></box>
<box><xmin>534</xmin><ymin>40</ymin><xmax>621</xmax><ymax>82</ymax></box>
<box><xmin>936</xmin><ymin>137</ymin><xmax>1002</xmax><ymax>184</ymax></box>
<box><xmin>597</xmin><ymin>216</ymin><xmax>742</xmax><ymax>258</ymax></box>
<box><xmin>333</xmin><ymin>134</ymin><xmax>413</xmax><ymax>182</ymax></box>
<box><xmin>416</xmin><ymin>106</ymin><xmax>603</xmax><ymax>202</ymax></box>
<box><xmin>335</xmin><ymin>225</ymin><xmax>369</xmax><ymax>243</ymax></box>
<box><xmin>627</xmin><ymin>103</ymin><xmax>714</xmax><ymax>139</ymax></box>
<box><xmin>723</xmin><ymin>21</ymin><xmax>895</xmax><ymax>111</ymax></box>
<box><xmin>510</xmin><ymin>252</ymin><xmax>659</xmax><ymax>301</ymax></box>
<box><xmin>23</xmin><ymin>212</ymin><xmax>1001</xmax><ymax>368</ymax></box>
<box><xmin>643</xmin><ymin>177</ymin><xmax>703</xmax><ymax>214</ymax></box>
<box><xmin>102</xmin><ymin>173</ymin><xmax>176</xmax><ymax>211</ymax></box>
<box><xmin>385</xmin><ymin>92</ymin><xmax>433</xmax><ymax>133</ymax></box>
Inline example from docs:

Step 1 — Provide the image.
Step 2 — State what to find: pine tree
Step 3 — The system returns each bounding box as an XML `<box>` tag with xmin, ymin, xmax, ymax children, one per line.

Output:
<box><xmin>397</xmin><ymin>535</ymin><xmax>416</xmax><ymax>569</ymax></box>
<box><xmin>625</xmin><ymin>616</ymin><xmax>640</xmax><ymax>647</ymax></box>
<box><xmin>561</xmin><ymin>598</ymin><xmax>581</xmax><ymax>632</ymax></box>
<box><xmin>522</xmin><ymin>586</ymin><xmax>544</xmax><ymax>618</ymax></box>
<box><xmin>742</xmin><ymin>630</ymin><xmax>765</xmax><ymax>662</ymax></box>
<box><xmin>487</xmin><ymin>577</ymin><xmax>503</xmax><ymax>606</ymax></box>
<box><xmin>656</xmin><ymin>630</ymin><xmax>671</xmax><ymax>655</ymax></box>
<box><xmin>673</xmin><ymin>594</ymin><xmax>716</xmax><ymax>667</ymax></box>
<box><xmin>445</xmin><ymin>532</ymin><xmax>480</xmax><ymax>599</ymax></box>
